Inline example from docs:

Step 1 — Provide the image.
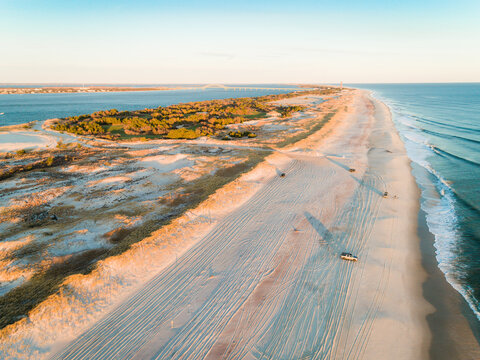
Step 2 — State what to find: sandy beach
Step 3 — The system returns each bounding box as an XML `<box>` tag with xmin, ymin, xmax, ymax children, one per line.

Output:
<box><xmin>0</xmin><ymin>131</ymin><xmax>57</xmax><ymax>152</ymax></box>
<box><xmin>49</xmin><ymin>89</ymin><xmax>432</xmax><ymax>359</ymax></box>
<box><xmin>1</xmin><ymin>89</ymin><xmax>479</xmax><ymax>359</ymax></box>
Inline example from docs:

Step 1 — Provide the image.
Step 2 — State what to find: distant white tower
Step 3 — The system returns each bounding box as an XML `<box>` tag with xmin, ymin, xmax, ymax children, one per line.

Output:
<box><xmin>340</xmin><ymin>81</ymin><xmax>343</xmax><ymax>89</ymax></box>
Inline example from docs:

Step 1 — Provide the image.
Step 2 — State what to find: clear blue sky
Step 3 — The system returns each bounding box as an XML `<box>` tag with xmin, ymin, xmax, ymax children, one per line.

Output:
<box><xmin>1</xmin><ymin>0</ymin><xmax>479</xmax><ymax>83</ymax></box>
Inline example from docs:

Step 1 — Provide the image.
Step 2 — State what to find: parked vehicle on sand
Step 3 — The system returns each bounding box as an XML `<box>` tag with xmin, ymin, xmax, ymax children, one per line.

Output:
<box><xmin>340</xmin><ymin>252</ymin><xmax>358</xmax><ymax>261</ymax></box>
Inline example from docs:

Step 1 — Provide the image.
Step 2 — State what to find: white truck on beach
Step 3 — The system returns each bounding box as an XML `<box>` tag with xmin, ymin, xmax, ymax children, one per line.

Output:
<box><xmin>340</xmin><ymin>252</ymin><xmax>358</xmax><ymax>262</ymax></box>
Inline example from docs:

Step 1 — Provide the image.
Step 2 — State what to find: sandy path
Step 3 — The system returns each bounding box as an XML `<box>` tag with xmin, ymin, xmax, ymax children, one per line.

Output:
<box><xmin>51</xmin><ymin>91</ymin><xmax>431</xmax><ymax>360</ymax></box>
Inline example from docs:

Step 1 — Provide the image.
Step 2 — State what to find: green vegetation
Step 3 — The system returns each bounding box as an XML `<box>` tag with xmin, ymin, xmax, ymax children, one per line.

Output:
<box><xmin>166</xmin><ymin>128</ymin><xmax>199</xmax><ymax>139</ymax></box>
<box><xmin>223</xmin><ymin>131</ymin><xmax>257</xmax><ymax>140</ymax></box>
<box><xmin>278</xmin><ymin>105</ymin><xmax>306</xmax><ymax>118</ymax></box>
<box><xmin>46</xmin><ymin>156</ymin><xmax>54</xmax><ymax>166</ymax></box>
<box><xmin>51</xmin><ymin>88</ymin><xmax>335</xmax><ymax>141</ymax></box>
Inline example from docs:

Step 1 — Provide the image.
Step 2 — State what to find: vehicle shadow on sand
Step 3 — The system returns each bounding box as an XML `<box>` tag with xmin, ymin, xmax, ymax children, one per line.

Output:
<box><xmin>304</xmin><ymin>211</ymin><xmax>338</xmax><ymax>253</ymax></box>
<box><xmin>349</xmin><ymin>174</ymin><xmax>384</xmax><ymax>197</ymax></box>
<box><xmin>324</xmin><ymin>156</ymin><xmax>351</xmax><ymax>171</ymax></box>
<box><xmin>325</xmin><ymin>156</ymin><xmax>384</xmax><ymax>197</ymax></box>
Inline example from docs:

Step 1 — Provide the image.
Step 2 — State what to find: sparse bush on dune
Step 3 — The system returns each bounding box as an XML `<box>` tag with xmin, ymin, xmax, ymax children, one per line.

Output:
<box><xmin>0</xmin><ymin>152</ymin><xmax>76</xmax><ymax>180</ymax></box>
<box><xmin>278</xmin><ymin>105</ymin><xmax>306</xmax><ymax>118</ymax></box>
<box><xmin>224</xmin><ymin>131</ymin><xmax>257</xmax><ymax>139</ymax></box>
<box><xmin>46</xmin><ymin>156</ymin><xmax>54</xmax><ymax>166</ymax></box>
<box><xmin>103</xmin><ymin>227</ymin><xmax>133</xmax><ymax>243</ymax></box>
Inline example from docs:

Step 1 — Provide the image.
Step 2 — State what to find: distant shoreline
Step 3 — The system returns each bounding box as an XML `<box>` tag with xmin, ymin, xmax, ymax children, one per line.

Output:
<box><xmin>0</xmin><ymin>84</ymin><xmax>313</xmax><ymax>95</ymax></box>
<box><xmin>0</xmin><ymin>86</ymin><xmax>175</xmax><ymax>95</ymax></box>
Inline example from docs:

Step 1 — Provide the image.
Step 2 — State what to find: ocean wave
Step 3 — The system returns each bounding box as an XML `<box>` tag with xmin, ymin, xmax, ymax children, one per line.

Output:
<box><xmin>420</xmin><ymin>127</ymin><xmax>480</xmax><ymax>147</ymax></box>
<box><xmin>391</xmin><ymin>113</ymin><xmax>480</xmax><ymax>168</ymax></box>
<box><xmin>421</xmin><ymin>185</ymin><xmax>480</xmax><ymax>321</ymax></box>
<box><xmin>383</xmin><ymin>99</ymin><xmax>480</xmax><ymax>139</ymax></box>
<box><xmin>415</xmin><ymin>116</ymin><xmax>480</xmax><ymax>135</ymax></box>
<box><xmin>431</xmin><ymin>145</ymin><xmax>480</xmax><ymax>167</ymax></box>
<box><xmin>399</xmin><ymin>120</ymin><xmax>480</xmax><ymax>150</ymax></box>
<box><xmin>401</xmin><ymin>129</ymin><xmax>480</xmax><ymax>215</ymax></box>
<box><xmin>384</xmin><ymin>99</ymin><xmax>480</xmax><ymax>321</ymax></box>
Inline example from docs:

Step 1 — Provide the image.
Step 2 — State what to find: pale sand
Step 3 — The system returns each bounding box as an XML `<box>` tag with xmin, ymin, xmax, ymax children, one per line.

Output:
<box><xmin>0</xmin><ymin>131</ymin><xmax>57</xmax><ymax>152</ymax></box>
<box><xmin>2</xmin><ymin>90</ymin><xmax>479</xmax><ymax>359</ymax></box>
<box><xmin>51</xmin><ymin>90</ymin><xmax>430</xmax><ymax>359</ymax></box>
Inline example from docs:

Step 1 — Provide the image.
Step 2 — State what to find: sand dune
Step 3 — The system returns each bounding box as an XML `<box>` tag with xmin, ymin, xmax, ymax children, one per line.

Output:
<box><xmin>47</xmin><ymin>91</ymin><xmax>433</xmax><ymax>359</ymax></box>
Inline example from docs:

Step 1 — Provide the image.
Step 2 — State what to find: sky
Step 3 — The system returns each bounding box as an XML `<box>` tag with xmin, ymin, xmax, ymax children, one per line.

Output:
<box><xmin>1</xmin><ymin>0</ymin><xmax>479</xmax><ymax>84</ymax></box>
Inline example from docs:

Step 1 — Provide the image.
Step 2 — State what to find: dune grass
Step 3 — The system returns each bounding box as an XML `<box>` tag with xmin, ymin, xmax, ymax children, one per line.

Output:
<box><xmin>0</xmin><ymin>249</ymin><xmax>107</xmax><ymax>329</ymax></box>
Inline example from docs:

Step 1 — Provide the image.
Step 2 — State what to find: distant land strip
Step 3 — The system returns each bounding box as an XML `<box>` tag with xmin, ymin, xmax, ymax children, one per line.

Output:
<box><xmin>0</xmin><ymin>84</ymin><xmax>321</xmax><ymax>95</ymax></box>
<box><xmin>0</xmin><ymin>86</ymin><xmax>174</xmax><ymax>95</ymax></box>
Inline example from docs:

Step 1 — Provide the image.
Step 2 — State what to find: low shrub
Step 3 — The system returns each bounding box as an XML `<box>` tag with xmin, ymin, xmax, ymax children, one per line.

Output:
<box><xmin>166</xmin><ymin>128</ymin><xmax>199</xmax><ymax>139</ymax></box>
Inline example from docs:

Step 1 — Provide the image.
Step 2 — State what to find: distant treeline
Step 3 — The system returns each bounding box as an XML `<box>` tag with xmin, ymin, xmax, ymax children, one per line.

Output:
<box><xmin>52</xmin><ymin>88</ymin><xmax>339</xmax><ymax>140</ymax></box>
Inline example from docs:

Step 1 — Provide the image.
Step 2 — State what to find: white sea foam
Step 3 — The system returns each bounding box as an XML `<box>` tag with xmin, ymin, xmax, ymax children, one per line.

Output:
<box><xmin>373</xmin><ymin>91</ymin><xmax>480</xmax><ymax>320</ymax></box>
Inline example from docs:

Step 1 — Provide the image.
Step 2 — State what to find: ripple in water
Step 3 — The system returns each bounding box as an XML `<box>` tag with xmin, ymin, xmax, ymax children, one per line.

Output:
<box><xmin>354</xmin><ymin>83</ymin><xmax>480</xmax><ymax>320</ymax></box>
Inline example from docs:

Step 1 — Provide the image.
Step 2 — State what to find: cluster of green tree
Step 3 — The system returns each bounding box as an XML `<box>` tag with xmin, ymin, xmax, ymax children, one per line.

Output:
<box><xmin>165</xmin><ymin>128</ymin><xmax>199</xmax><ymax>139</ymax></box>
<box><xmin>54</xmin><ymin>121</ymin><xmax>105</xmax><ymax>135</ymax></box>
<box><xmin>278</xmin><ymin>105</ymin><xmax>306</xmax><ymax>118</ymax></box>
<box><xmin>52</xmin><ymin>88</ymin><xmax>340</xmax><ymax>140</ymax></box>
<box><xmin>224</xmin><ymin>131</ymin><xmax>257</xmax><ymax>140</ymax></box>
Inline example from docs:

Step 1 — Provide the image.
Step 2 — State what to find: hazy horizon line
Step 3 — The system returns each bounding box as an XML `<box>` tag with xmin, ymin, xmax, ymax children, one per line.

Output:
<box><xmin>1</xmin><ymin>82</ymin><xmax>480</xmax><ymax>86</ymax></box>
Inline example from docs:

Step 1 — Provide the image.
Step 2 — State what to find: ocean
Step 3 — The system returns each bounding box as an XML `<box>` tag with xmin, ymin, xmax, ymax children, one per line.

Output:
<box><xmin>0</xmin><ymin>86</ymin><xmax>297</xmax><ymax>127</ymax></box>
<box><xmin>354</xmin><ymin>83</ymin><xmax>480</xmax><ymax>320</ymax></box>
